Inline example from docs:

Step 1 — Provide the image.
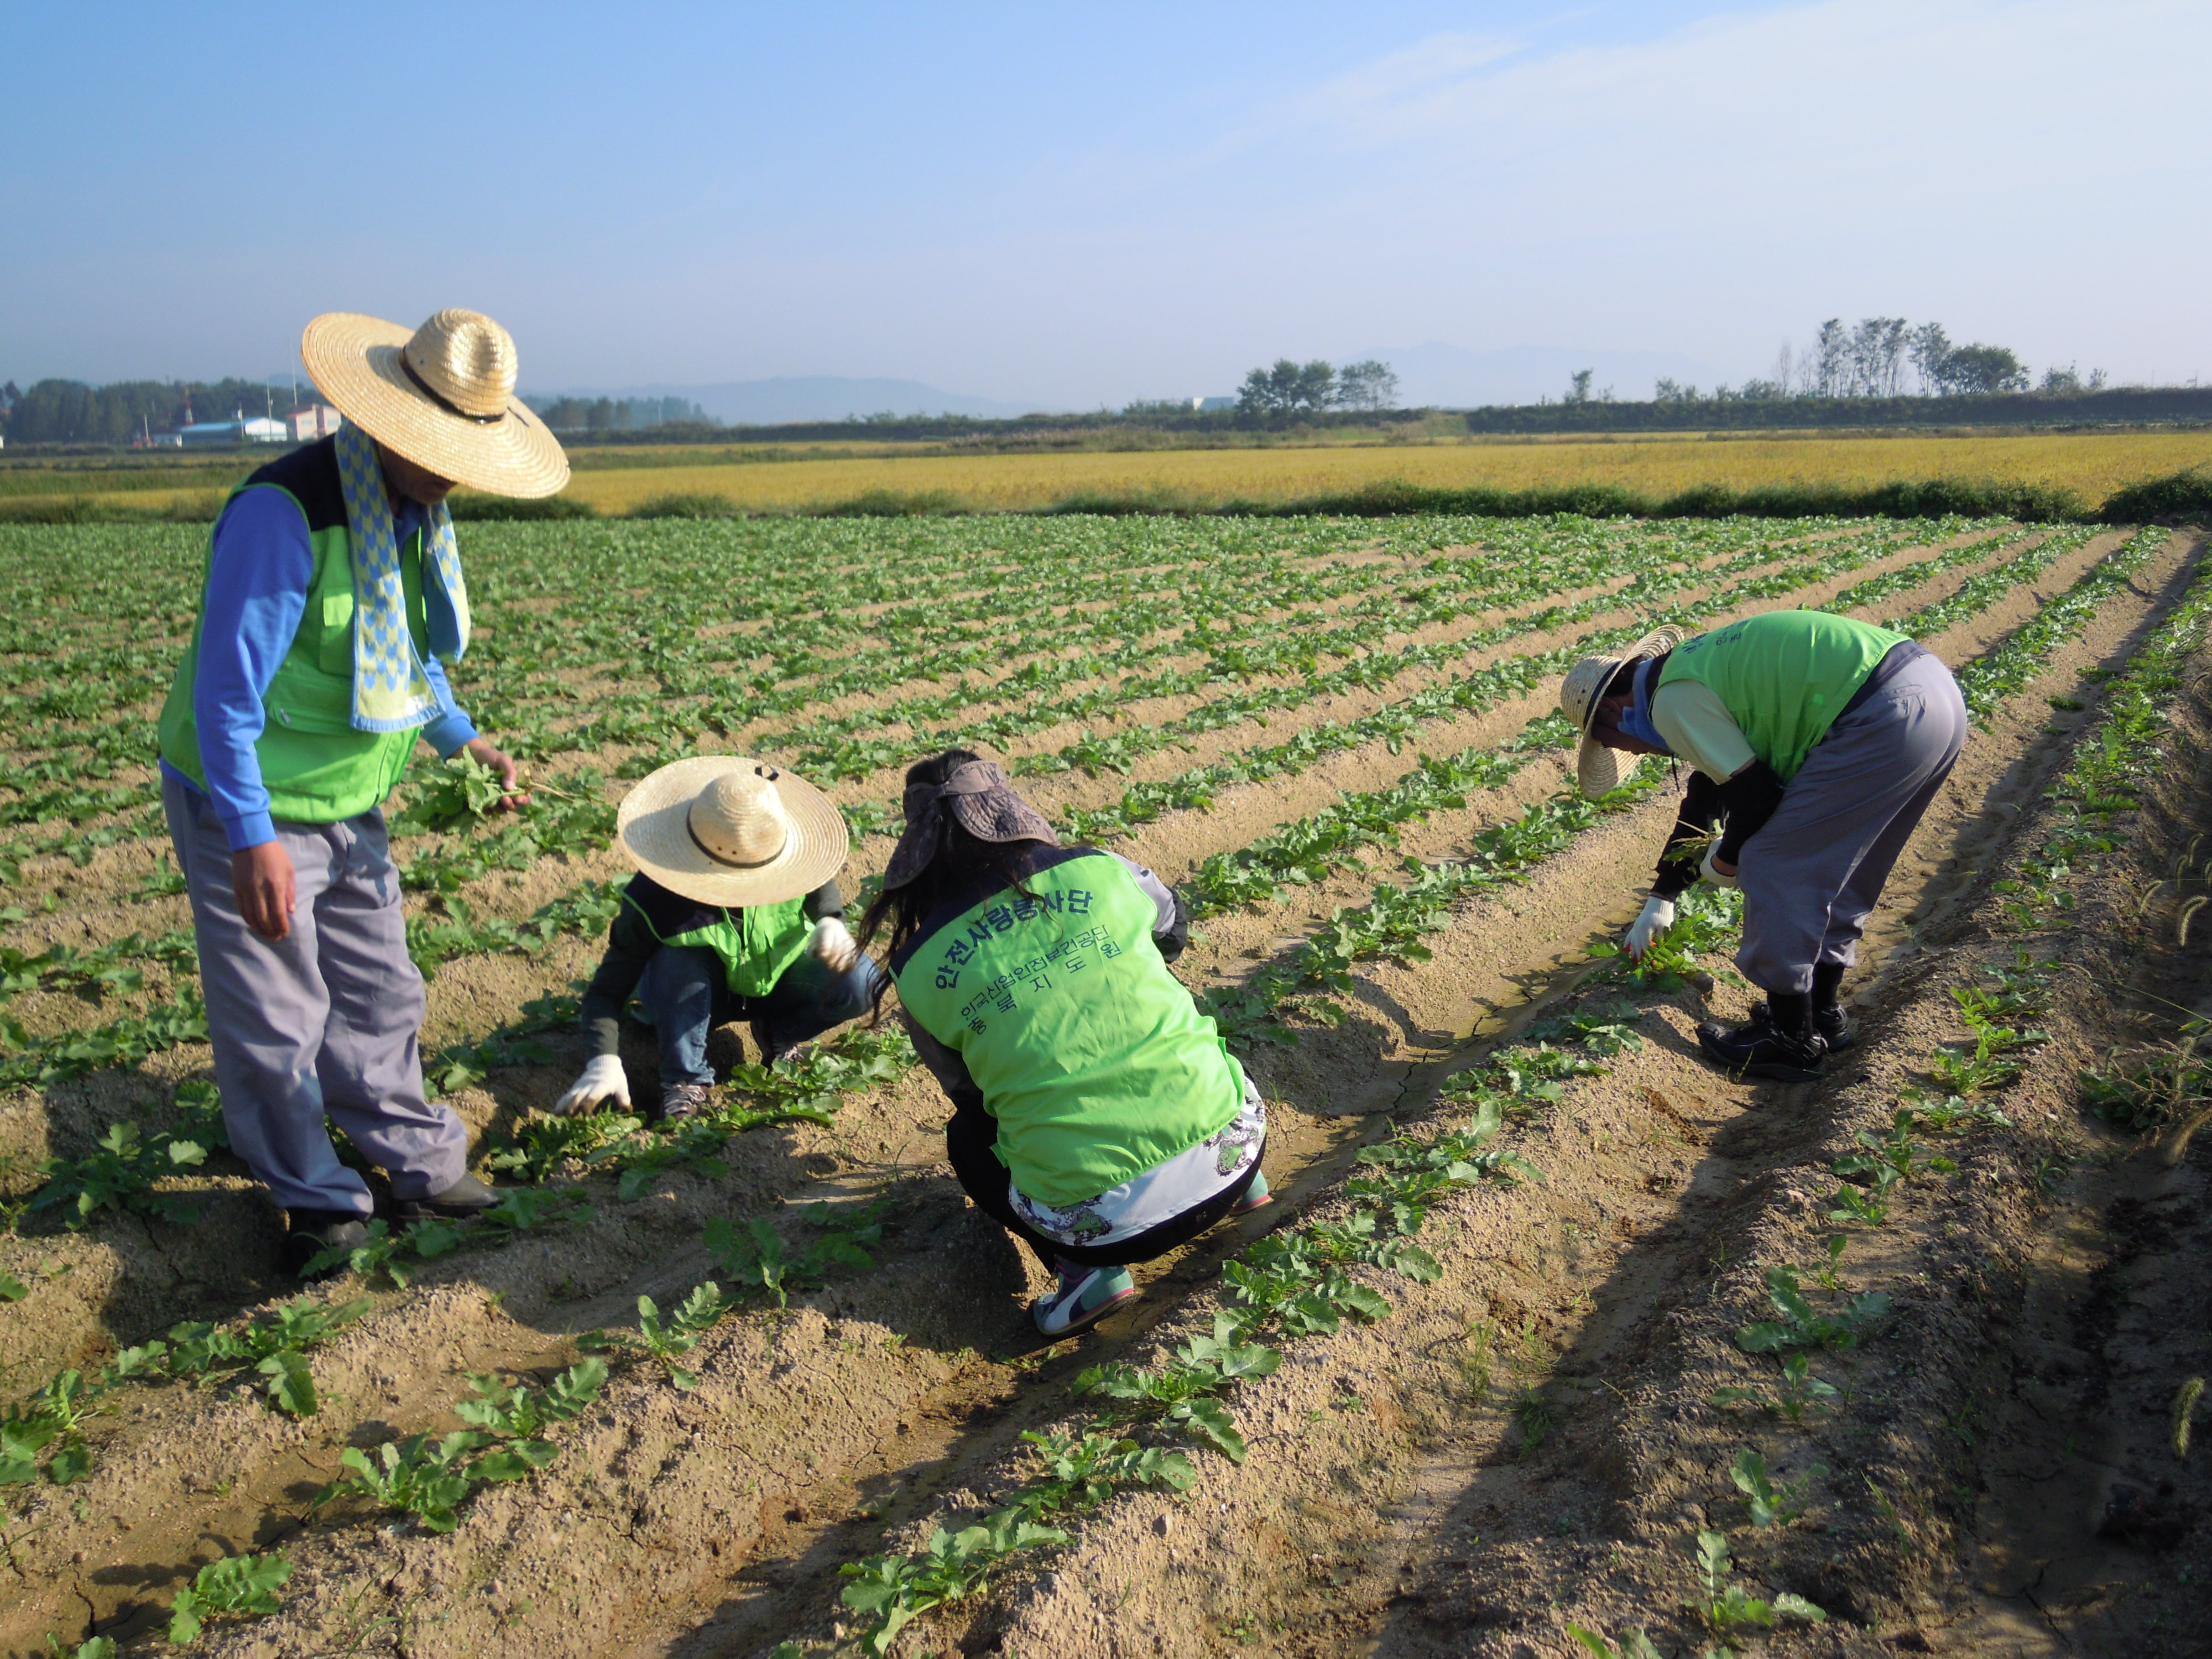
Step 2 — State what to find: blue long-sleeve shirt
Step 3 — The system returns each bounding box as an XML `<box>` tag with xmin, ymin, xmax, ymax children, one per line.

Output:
<box><xmin>160</xmin><ymin>486</ymin><xmax>478</xmax><ymax>851</ymax></box>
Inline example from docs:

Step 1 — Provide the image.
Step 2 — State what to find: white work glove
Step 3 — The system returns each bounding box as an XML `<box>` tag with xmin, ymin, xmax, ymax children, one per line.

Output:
<box><xmin>554</xmin><ymin>1054</ymin><xmax>631</xmax><ymax>1116</ymax></box>
<box><xmin>1701</xmin><ymin>844</ymin><xmax>1741</xmax><ymax>890</ymax></box>
<box><xmin>810</xmin><ymin>916</ymin><xmax>862</xmax><ymax>974</ymax></box>
<box><xmin>1624</xmin><ymin>895</ymin><xmax>1676</xmax><ymax>961</ymax></box>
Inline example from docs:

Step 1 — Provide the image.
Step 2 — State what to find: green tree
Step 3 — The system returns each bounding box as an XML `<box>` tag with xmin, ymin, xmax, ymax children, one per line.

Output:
<box><xmin>1942</xmin><ymin>343</ymin><xmax>2030</xmax><ymax>394</ymax></box>
<box><xmin>1335</xmin><ymin>359</ymin><xmax>1399</xmax><ymax>411</ymax></box>
<box><xmin>1237</xmin><ymin>358</ymin><xmax>1336</xmax><ymax>416</ymax></box>
<box><xmin>1909</xmin><ymin>322</ymin><xmax>1952</xmax><ymax>395</ymax></box>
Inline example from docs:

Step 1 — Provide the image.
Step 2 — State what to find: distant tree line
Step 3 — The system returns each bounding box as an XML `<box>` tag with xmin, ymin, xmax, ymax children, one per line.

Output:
<box><xmin>1236</xmin><ymin>358</ymin><xmax>1401</xmax><ymax>415</ymax></box>
<box><xmin>0</xmin><ymin>377</ymin><xmax>307</xmax><ymax>444</ymax></box>
<box><xmin>529</xmin><ymin>394</ymin><xmax>715</xmax><ymax>433</ymax></box>
<box><xmin>1635</xmin><ymin>317</ymin><xmax>2105</xmax><ymax>407</ymax></box>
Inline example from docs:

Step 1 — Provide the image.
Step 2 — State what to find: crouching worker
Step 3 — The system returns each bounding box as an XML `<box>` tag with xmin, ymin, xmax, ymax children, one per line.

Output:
<box><xmin>859</xmin><ymin>750</ymin><xmax>1271</xmax><ymax>1337</ymax></box>
<box><xmin>1561</xmin><ymin>611</ymin><xmax>1966</xmax><ymax>1082</ymax></box>
<box><xmin>556</xmin><ymin>757</ymin><xmax>883</xmax><ymax>1121</ymax></box>
<box><xmin>157</xmin><ymin>307</ymin><xmax>569</xmax><ymax>1277</ymax></box>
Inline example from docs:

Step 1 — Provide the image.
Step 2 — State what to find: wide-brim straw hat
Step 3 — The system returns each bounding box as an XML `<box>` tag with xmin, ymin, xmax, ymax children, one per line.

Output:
<box><xmin>617</xmin><ymin>756</ymin><xmax>849</xmax><ymax>909</ymax></box>
<box><xmin>301</xmin><ymin>309</ymin><xmax>570</xmax><ymax>499</ymax></box>
<box><xmin>1558</xmin><ymin>626</ymin><xmax>1686</xmax><ymax>800</ymax></box>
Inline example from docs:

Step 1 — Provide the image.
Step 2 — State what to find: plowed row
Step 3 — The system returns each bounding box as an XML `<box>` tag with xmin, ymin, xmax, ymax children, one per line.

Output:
<box><xmin>2</xmin><ymin>512</ymin><xmax>2206</xmax><ymax>1659</ymax></box>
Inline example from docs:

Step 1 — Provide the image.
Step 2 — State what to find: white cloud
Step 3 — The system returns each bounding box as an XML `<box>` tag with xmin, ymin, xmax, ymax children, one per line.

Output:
<box><xmin>1112</xmin><ymin>0</ymin><xmax>2212</xmax><ymax>388</ymax></box>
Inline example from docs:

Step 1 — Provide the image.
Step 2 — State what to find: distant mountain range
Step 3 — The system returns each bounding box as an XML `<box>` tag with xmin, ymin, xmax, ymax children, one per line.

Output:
<box><xmin>548</xmin><ymin>376</ymin><xmax>1044</xmax><ymax>426</ymax></box>
<box><xmin>1352</xmin><ymin>342</ymin><xmax>1734</xmax><ymax>409</ymax></box>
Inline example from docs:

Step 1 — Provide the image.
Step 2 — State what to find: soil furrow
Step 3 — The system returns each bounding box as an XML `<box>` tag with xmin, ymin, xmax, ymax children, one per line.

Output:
<box><xmin>0</xmin><ymin>520</ymin><xmax>2185</xmax><ymax>1659</ymax></box>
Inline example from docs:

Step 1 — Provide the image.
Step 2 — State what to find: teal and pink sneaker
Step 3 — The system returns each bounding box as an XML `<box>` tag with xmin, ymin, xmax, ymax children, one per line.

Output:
<box><xmin>1032</xmin><ymin>1258</ymin><xmax>1138</xmax><ymax>1335</ymax></box>
<box><xmin>1230</xmin><ymin>1167</ymin><xmax>1272</xmax><ymax>1215</ymax></box>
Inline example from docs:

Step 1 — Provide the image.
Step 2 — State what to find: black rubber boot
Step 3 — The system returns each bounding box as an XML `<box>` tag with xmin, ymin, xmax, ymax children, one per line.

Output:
<box><xmin>1751</xmin><ymin>964</ymin><xmax>1857</xmax><ymax>1052</ymax></box>
<box><xmin>1698</xmin><ymin>991</ymin><xmax>1828</xmax><ymax>1082</ymax></box>
<box><xmin>281</xmin><ymin>1209</ymin><xmax>370</xmax><ymax>1279</ymax></box>
<box><xmin>1809</xmin><ymin>962</ymin><xmax>1856</xmax><ymax>1051</ymax></box>
<box><xmin>390</xmin><ymin>1172</ymin><xmax>500</xmax><ymax>1223</ymax></box>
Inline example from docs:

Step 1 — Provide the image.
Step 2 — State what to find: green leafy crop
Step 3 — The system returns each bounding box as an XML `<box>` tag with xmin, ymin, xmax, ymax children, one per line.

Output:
<box><xmin>168</xmin><ymin>1551</ymin><xmax>291</xmax><ymax>1645</ymax></box>
<box><xmin>703</xmin><ymin>1203</ymin><xmax>879</xmax><ymax>1308</ymax></box>
<box><xmin>1734</xmin><ymin>1266</ymin><xmax>1888</xmax><ymax>1356</ymax></box>
<box><xmin>312</xmin><ymin>1361</ymin><xmax>602</xmax><ymax>1532</ymax></box>
<box><xmin>1710</xmin><ymin>1352</ymin><xmax>1840</xmax><ymax>1423</ymax></box>
<box><xmin>1074</xmin><ymin>1312</ymin><xmax>1281</xmax><ymax>1463</ymax></box>
<box><xmin>1729</xmin><ymin>1448</ymin><xmax>1825</xmax><ymax>1528</ymax></box>
<box><xmin>580</xmin><ymin>1285</ymin><xmax>734</xmax><ymax>1390</ymax></box>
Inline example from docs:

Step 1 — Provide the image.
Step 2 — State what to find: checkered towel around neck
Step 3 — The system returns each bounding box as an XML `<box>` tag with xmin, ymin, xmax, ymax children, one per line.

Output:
<box><xmin>334</xmin><ymin>420</ymin><xmax>471</xmax><ymax>733</ymax></box>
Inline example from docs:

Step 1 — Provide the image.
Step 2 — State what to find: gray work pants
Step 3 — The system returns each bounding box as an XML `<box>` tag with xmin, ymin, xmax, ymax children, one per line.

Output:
<box><xmin>1735</xmin><ymin>650</ymin><xmax>1969</xmax><ymax>995</ymax></box>
<box><xmin>164</xmin><ymin>771</ymin><xmax>468</xmax><ymax>1216</ymax></box>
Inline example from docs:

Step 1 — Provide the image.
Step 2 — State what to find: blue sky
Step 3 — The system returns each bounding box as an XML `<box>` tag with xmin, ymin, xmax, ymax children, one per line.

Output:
<box><xmin>3</xmin><ymin>1</ymin><xmax>2206</xmax><ymax>404</ymax></box>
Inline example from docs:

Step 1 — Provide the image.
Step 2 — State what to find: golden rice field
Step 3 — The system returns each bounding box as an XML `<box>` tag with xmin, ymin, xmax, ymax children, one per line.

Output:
<box><xmin>540</xmin><ymin>428</ymin><xmax>2212</xmax><ymax>513</ymax></box>
<box><xmin>22</xmin><ymin>426</ymin><xmax>2212</xmax><ymax>517</ymax></box>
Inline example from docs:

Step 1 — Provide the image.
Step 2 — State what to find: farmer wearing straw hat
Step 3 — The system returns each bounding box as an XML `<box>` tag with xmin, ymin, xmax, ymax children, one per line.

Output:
<box><xmin>157</xmin><ymin>307</ymin><xmax>567</xmax><ymax>1276</ymax></box>
<box><xmin>556</xmin><ymin>757</ymin><xmax>884</xmax><ymax>1122</ymax></box>
<box><xmin>856</xmin><ymin>750</ymin><xmax>1271</xmax><ymax>1337</ymax></box>
<box><xmin>1559</xmin><ymin>611</ymin><xmax>1967</xmax><ymax>1081</ymax></box>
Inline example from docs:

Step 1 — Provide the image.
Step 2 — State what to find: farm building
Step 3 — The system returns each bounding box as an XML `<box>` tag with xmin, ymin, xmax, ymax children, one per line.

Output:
<box><xmin>285</xmin><ymin>403</ymin><xmax>342</xmax><ymax>441</ymax></box>
<box><xmin>178</xmin><ymin>415</ymin><xmax>289</xmax><ymax>447</ymax></box>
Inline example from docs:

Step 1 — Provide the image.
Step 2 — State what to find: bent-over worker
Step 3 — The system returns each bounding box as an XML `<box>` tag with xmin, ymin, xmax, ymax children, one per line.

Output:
<box><xmin>1559</xmin><ymin>609</ymin><xmax>1967</xmax><ymax>1081</ymax></box>
<box><xmin>859</xmin><ymin>750</ymin><xmax>1271</xmax><ymax>1337</ymax></box>
<box><xmin>158</xmin><ymin>308</ymin><xmax>567</xmax><ymax>1275</ymax></box>
<box><xmin>556</xmin><ymin>757</ymin><xmax>884</xmax><ymax>1121</ymax></box>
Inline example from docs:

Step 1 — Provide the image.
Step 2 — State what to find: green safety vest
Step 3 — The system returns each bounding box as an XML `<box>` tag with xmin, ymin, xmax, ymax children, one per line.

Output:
<box><xmin>894</xmin><ymin>852</ymin><xmax>1245</xmax><ymax>1207</ymax></box>
<box><xmin>1657</xmin><ymin>609</ymin><xmax>1910</xmax><ymax>782</ymax></box>
<box><xmin>629</xmin><ymin>887</ymin><xmax>813</xmax><ymax>1001</ymax></box>
<box><xmin>158</xmin><ymin>481</ymin><xmax>431</xmax><ymax>823</ymax></box>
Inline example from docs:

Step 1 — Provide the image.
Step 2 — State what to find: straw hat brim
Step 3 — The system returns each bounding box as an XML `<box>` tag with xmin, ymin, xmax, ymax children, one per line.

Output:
<box><xmin>301</xmin><ymin>313</ymin><xmax>571</xmax><ymax>499</ymax></box>
<box><xmin>618</xmin><ymin>756</ymin><xmax>850</xmax><ymax>909</ymax></box>
<box><xmin>1576</xmin><ymin>736</ymin><xmax>1623</xmax><ymax>801</ymax></box>
<box><xmin>1564</xmin><ymin>625</ymin><xmax>1686</xmax><ymax>800</ymax></box>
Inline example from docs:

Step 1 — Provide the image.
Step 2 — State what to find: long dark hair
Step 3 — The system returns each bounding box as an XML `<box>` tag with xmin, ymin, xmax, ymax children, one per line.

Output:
<box><xmin>857</xmin><ymin>748</ymin><xmax>1045</xmax><ymax>964</ymax></box>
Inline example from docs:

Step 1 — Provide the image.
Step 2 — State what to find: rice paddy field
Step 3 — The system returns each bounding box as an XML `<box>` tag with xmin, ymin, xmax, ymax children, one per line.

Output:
<box><xmin>538</xmin><ymin>430</ymin><xmax>2212</xmax><ymax>515</ymax></box>
<box><xmin>5</xmin><ymin>504</ymin><xmax>2212</xmax><ymax>1658</ymax></box>
<box><xmin>5</xmin><ymin>427</ymin><xmax>2211</xmax><ymax>519</ymax></box>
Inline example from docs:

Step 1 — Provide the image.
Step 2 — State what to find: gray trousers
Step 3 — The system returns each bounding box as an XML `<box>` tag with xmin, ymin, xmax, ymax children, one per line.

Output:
<box><xmin>164</xmin><ymin>771</ymin><xmax>468</xmax><ymax>1216</ymax></box>
<box><xmin>1735</xmin><ymin>650</ymin><xmax>1969</xmax><ymax>995</ymax></box>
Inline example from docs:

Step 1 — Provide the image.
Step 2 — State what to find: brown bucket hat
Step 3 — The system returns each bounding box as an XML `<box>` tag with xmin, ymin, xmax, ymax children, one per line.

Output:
<box><xmin>882</xmin><ymin>760</ymin><xmax>1058</xmax><ymax>891</ymax></box>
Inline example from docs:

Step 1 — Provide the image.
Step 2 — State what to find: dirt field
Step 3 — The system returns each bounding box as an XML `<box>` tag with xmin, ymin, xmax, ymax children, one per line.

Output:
<box><xmin>3</xmin><ymin>507</ymin><xmax>2210</xmax><ymax>1658</ymax></box>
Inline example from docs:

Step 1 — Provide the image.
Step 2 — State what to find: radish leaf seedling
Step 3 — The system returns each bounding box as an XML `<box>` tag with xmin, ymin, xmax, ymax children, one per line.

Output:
<box><xmin>168</xmin><ymin>1550</ymin><xmax>290</xmax><ymax>1644</ymax></box>
<box><xmin>1566</xmin><ymin>1626</ymin><xmax>1665</xmax><ymax>1659</ymax></box>
<box><xmin>1735</xmin><ymin>1266</ymin><xmax>1888</xmax><ymax>1355</ymax></box>
<box><xmin>580</xmin><ymin>1285</ymin><xmax>733</xmax><ymax>1389</ymax></box>
<box><xmin>1730</xmin><ymin>1448</ymin><xmax>1825</xmax><ymax>1527</ymax></box>
<box><xmin>1687</xmin><ymin>1529</ymin><xmax>1825</xmax><ymax>1636</ymax></box>
<box><xmin>1711</xmin><ymin>1353</ymin><xmax>1839</xmax><ymax>1423</ymax></box>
